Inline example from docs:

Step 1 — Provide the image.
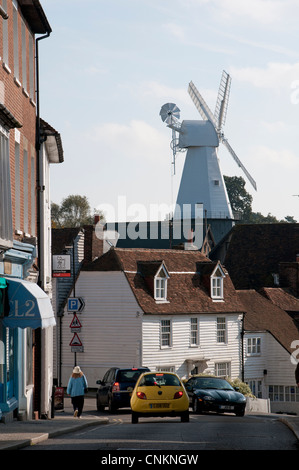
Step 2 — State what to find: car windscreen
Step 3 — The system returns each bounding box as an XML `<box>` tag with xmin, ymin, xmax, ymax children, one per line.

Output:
<box><xmin>139</xmin><ymin>373</ymin><xmax>181</xmax><ymax>387</ymax></box>
<box><xmin>116</xmin><ymin>369</ymin><xmax>145</xmax><ymax>383</ymax></box>
<box><xmin>194</xmin><ymin>378</ymin><xmax>234</xmax><ymax>391</ymax></box>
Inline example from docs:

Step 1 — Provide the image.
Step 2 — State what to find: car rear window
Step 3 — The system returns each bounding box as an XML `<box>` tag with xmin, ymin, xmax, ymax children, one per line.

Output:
<box><xmin>116</xmin><ymin>369</ymin><xmax>146</xmax><ymax>382</ymax></box>
<box><xmin>139</xmin><ymin>373</ymin><xmax>181</xmax><ymax>387</ymax></box>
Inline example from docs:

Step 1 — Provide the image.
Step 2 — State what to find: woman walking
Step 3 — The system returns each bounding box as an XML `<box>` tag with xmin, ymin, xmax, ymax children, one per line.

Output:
<box><xmin>67</xmin><ymin>366</ymin><xmax>88</xmax><ymax>418</ymax></box>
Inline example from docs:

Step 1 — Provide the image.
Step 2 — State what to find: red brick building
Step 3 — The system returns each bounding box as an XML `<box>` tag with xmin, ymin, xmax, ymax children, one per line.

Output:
<box><xmin>0</xmin><ymin>1</ymin><xmax>60</xmax><ymax>422</ymax></box>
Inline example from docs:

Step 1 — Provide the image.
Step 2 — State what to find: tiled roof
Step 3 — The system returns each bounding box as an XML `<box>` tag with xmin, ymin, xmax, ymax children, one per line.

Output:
<box><xmin>51</xmin><ymin>228</ymin><xmax>82</xmax><ymax>255</ymax></box>
<box><xmin>82</xmin><ymin>248</ymin><xmax>244</xmax><ymax>315</ymax></box>
<box><xmin>260</xmin><ymin>287</ymin><xmax>299</xmax><ymax>313</ymax></box>
<box><xmin>238</xmin><ymin>289</ymin><xmax>299</xmax><ymax>354</ymax></box>
<box><xmin>222</xmin><ymin>224</ymin><xmax>299</xmax><ymax>289</ymax></box>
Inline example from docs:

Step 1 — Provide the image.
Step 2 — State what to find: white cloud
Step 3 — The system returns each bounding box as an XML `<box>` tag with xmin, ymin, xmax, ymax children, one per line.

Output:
<box><xmin>87</xmin><ymin>120</ymin><xmax>169</xmax><ymax>163</ymax></box>
<box><xmin>253</xmin><ymin>145</ymin><xmax>299</xmax><ymax>170</ymax></box>
<box><xmin>230</xmin><ymin>62</ymin><xmax>299</xmax><ymax>90</ymax></box>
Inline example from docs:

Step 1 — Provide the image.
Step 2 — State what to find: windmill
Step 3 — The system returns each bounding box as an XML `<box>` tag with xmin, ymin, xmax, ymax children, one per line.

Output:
<box><xmin>160</xmin><ymin>71</ymin><xmax>257</xmax><ymax>222</ymax></box>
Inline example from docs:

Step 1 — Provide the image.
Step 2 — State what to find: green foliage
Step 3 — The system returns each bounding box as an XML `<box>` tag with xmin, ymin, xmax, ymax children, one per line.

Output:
<box><xmin>51</xmin><ymin>195</ymin><xmax>104</xmax><ymax>228</ymax></box>
<box><xmin>224</xmin><ymin>175</ymin><xmax>297</xmax><ymax>223</ymax></box>
<box><xmin>226</xmin><ymin>377</ymin><xmax>255</xmax><ymax>398</ymax></box>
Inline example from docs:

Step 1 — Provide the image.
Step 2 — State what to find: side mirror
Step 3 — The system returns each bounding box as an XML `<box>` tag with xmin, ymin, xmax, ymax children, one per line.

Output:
<box><xmin>96</xmin><ymin>380</ymin><xmax>104</xmax><ymax>385</ymax></box>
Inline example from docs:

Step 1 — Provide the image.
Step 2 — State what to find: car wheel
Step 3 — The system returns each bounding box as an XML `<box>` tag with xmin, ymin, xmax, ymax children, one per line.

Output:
<box><xmin>181</xmin><ymin>411</ymin><xmax>189</xmax><ymax>422</ymax></box>
<box><xmin>96</xmin><ymin>398</ymin><xmax>104</xmax><ymax>412</ymax></box>
<box><xmin>235</xmin><ymin>409</ymin><xmax>245</xmax><ymax>417</ymax></box>
<box><xmin>131</xmin><ymin>411</ymin><xmax>139</xmax><ymax>424</ymax></box>
<box><xmin>108</xmin><ymin>396</ymin><xmax>116</xmax><ymax>413</ymax></box>
<box><xmin>193</xmin><ymin>398</ymin><xmax>202</xmax><ymax>414</ymax></box>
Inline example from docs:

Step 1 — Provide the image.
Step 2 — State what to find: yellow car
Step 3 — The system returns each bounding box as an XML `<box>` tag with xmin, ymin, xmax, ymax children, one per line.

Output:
<box><xmin>130</xmin><ymin>371</ymin><xmax>189</xmax><ymax>423</ymax></box>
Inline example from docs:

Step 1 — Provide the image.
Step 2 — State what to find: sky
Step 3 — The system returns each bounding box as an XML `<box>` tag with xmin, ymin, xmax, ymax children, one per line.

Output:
<box><xmin>39</xmin><ymin>0</ymin><xmax>299</xmax><ymax>223</ymax></box>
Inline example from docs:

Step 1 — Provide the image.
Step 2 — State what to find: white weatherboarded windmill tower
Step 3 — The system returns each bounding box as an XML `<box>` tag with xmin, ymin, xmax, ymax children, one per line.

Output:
<box><xmin>160</xmin><ymin>71</ymin><xmax>257</xmax><ymax>229</ymax></box>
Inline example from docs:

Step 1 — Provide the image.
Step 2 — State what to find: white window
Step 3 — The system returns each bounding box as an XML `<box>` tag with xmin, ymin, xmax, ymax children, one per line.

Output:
<box><xmin>215</xmin><ymin>362</ymin><xmax>230</xmax><ymax>378</ymax></box>
<box><xmin>190</xmin><ymin>318</ymin><xmax>199</xmax><ymax>346</ymax></box>
<box><xmin>161</xmin><ymin>319</ymin><xmax>172</xmax><ymax>347</ymax></box>
<box><xmin>248</xmin><ymin>380</ymin><xmax>262</xmax><ymax>398</ymax></box>
<box><xmin>154</xmin><ymin>264</ymin><xmax>169</xmax><ymax>302</ymax></box>
<box><xmin>269</xmin><ymin>385</ymin><xmax>299</xmax><ymax>402</ymax></box>
<box><xmin>217</xmin><ymin>317</ymin><xmax>226</xmax><ymax>343</ymax></box>
<box><xmin>211</xmin><ymin>265</ymin><xmax>225</xmax><ymax>300</ymax></box>
<box><xmin>247</xmin><ymin>337</ymin><xmax>261</xmax><ymax>355</ymax></box>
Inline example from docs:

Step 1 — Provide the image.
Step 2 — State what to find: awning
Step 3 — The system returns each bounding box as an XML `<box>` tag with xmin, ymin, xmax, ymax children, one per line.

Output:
<box><xmin>2</xmin><ymin>278</ymin><xmax>56</xmax><ymax>329</ymax></box>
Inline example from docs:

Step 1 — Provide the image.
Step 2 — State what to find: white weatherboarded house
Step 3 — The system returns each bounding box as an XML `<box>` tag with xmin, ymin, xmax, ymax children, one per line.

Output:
<box><xmin>239</xmin><ymin>289</ymin><xmax>299</xmax><ymax>414</ymax></box>
<box><xmin>58</xmin><ymin>248</ymin><xmax>245</xmax><ymax>387</ymax></box>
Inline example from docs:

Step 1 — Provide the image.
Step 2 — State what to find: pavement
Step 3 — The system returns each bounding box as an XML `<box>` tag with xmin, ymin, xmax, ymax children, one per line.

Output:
<box><xmin>0</xmin><ymin>394</ymin><xmax>109</xmax><ymax>450</ymax></box>
<box><xmin>1</xmin><ymin>395</ymin><xmax>299</xmax><ymax>450</ymax></box>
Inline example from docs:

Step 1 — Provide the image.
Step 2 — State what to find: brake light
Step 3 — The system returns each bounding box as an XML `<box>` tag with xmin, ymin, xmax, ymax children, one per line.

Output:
<box><xmin>137</xmin><ymin>391</ymin><xmax>147</xmax><ymax>399</ymax></box>
<box><xmin>112</xmin><ymin>382</ymin><xmax>120</xmax><ymax>392</ymax></box>
<box><xmin>174</xmin><ymin>391</ymin><xmax>183</xmax><ymax>399</ymax></box>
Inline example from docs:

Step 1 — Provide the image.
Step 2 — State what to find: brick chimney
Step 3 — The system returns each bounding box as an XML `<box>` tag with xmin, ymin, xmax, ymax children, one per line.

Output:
<box><xmin>279</xmin><ymin>255</ymin><xmax>299</xmax><ymax>297</ymax></box>
<box><xmin>83</xmin><ymin>217</ymin><xmax>104</xmax><ymax>263</ymax></box>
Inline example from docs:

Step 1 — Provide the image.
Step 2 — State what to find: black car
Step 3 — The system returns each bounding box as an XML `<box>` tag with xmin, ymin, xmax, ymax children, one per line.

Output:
<box><xmin>185</xmin><ymin>376</ymin><xmax>247</xmax><ymax>417</ymax></box>
<box><xmin>96</xmin><ymin>367</ymin><xmax>150</xmax><ymax>413</ymax></box>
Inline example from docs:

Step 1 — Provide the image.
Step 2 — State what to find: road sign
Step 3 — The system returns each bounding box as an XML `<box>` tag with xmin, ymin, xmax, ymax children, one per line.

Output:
<box><xmin>69</xmin><ymin>314</ymin><xmax>82</xmax><ymax>331</ymax></box>
<box><xmin>70</xmin><ymin>332</ymin><xmax>84</xmax><ymax>353</ymax></box>
<box><xmin>67</xmin><ymin>297</ymin><xmax>85</xmax><ymax>313</ymax></box>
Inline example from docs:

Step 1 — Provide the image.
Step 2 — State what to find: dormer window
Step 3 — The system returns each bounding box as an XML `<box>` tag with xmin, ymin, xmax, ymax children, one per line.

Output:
<box><xmin>154</xmin><ymin>263</ymin><xmax>169</xmax><ymax>302</ymax></box>
<box><xmin>210</xmin><ymin>263</ymin><xmax>225</xmax><ymax>301</ymax></box>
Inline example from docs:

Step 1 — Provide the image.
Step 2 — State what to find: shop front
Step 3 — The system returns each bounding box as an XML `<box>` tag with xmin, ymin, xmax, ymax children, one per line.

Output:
<box><xmin>0</xmin><ymin>275</ymin><xmax>56</xmax><ymax>420</ymax></box>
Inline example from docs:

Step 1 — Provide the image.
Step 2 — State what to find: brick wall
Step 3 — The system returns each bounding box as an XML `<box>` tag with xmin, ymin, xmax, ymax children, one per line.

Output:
<box><xmin>0</xmin><ymin>1</ymin><xmax>37</xmax><ymax>240</ymax></box>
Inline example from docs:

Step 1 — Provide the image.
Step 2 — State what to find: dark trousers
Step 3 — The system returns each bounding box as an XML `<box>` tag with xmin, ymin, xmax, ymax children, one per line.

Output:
<box><xmin>71</xmin><ymin>395</ymin><xmax>84</xmax><ymax>417</ymax></box>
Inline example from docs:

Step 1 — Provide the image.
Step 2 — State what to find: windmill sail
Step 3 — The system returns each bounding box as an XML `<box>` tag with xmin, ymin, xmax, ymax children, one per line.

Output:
<box><xmin>221</xmin><ymin>138</ymin><xmax>257</xmax><ymax>191</ymax></box>
<box><xmin>214</xmin><ymin>70</ymin><xmax>231</xmax><ymax>130</ymax></box>
<box><xmin>188</xmin><ymin>81</ymin><xmax>217</xmax><ymax>126</ymax></box>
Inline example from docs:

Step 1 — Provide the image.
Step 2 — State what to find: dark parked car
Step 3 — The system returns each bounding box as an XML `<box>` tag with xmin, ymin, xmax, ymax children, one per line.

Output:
<box><xmin>185</xmin><ymin>376</ymin><xmax>246</xmax><ymax>417</ymax></box>
<box><xmin>96</xmin><ymin>367</ymin><xmax>150</xmax><ymax>412</ymax></box>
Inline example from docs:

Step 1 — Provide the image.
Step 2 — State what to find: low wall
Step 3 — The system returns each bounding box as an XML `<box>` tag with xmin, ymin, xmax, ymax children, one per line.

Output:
<box><xmin>246</xmin><ymin>397</ymin><xmax>271</xmax><ymax>414</ymax></box>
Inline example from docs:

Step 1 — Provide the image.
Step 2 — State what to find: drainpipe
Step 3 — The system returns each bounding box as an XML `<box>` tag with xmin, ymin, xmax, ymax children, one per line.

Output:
<box><xmin>35</xmin><ymin>31</ymin><xmax>51</xmax><ymax>419</ymax></box>
<box><xmin>241</xmin><ymin>313</ymin><xmax>245</xmax><ymax>382</ymax></box>
<box><xmin>35</xmin><ymin>31</ymin><xmax>50</xmax><ymax>288</ymax></box>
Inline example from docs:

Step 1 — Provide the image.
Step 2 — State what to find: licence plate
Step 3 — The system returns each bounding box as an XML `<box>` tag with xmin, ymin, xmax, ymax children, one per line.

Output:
<box><xmin>219</xmin><ymin>405</ymin><xmax>234</xmax><ymax>410</ymax></box>
<box><xmin>150</xmin><ymin>403</ymin><xmax>170</xmax><ymax>409</ymax></box>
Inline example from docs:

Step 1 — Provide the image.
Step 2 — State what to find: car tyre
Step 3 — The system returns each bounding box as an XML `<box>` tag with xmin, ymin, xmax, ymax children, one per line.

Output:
<box><xmin>235</xmin><ymin>409</ymin><xmax>245</xmax><ymax>417</ymax></box>
<box><xmin>181</xmin><ymin>410</ymin><xmax>189</xmax><ymax>422</ymax></box>
<box><xmin>96</xmin><ymin>398</ymin><xmax>104</xmax><ymax>412</ymax></box>
<box><xmin>131</xmin><ymin>411</ymin><xmax>139</xmax><ymax>424</ymax></box>
<box><xmin>193</xmin><ymin>398</ymin><xmax>202</xmax><ymax>414</ymax></box>
<box><xmin>108</xmin><ymin>396</ymin><xmax>116</xmax><ymax>413</ymax></box>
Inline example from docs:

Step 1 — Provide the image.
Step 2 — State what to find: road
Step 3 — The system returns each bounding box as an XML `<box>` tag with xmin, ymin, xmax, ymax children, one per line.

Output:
<box><xmin>24</xmin><ymin>409</ymin><xmax>299</xmax><ymax>451</ymax></box>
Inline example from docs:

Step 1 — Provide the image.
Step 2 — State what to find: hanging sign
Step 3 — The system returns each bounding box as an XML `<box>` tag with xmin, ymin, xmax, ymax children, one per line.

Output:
<box><xmin>70</xmin><ymin>332</ymin><xmax>84</xmax><ymax>352</ymax></box>
<box><xmin>69</xmin><ymin>314</ymin><xmax>82</xmax><ymax>332</ymax></box>
<box><xmin>52</xmin><ymin>255</ymin><xmax>71</xmax><ymax>278</ymax></box>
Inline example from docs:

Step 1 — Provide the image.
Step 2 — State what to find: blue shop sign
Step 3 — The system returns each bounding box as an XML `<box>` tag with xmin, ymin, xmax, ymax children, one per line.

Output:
<box><xmin>2</xmin><ymin>278</ymin><xmax>56</xmax><ymax>329</ymax></box>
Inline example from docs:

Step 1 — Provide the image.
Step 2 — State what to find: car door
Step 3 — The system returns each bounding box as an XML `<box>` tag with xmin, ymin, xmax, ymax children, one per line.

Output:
<box><xmin>98</xmin><ymin>369</ymin><xmax>114</xmax><ymax>406</ymax></box>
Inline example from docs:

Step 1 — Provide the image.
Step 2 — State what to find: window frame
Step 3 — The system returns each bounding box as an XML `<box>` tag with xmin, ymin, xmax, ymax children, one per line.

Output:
<box><xmin>154</xmin><ymin>263</ymin><xmax>169</xmax><ymax>302</ymax></box>
<box><xmin>210</xmin><ymin>264</ymin><xmax>225</xmax><ymax>301</ymax></box>
<box><xmin>247</xmin><ymin>337</ymin><xmax>261</xmax><ymax>356</ymax></box>
<box><xmin>216</xmin><ymin>317</ymin><xmax>227</xmax><ymax>344</ymax></box>
<box><xmin>190</xmin><ymin>317</ymin><xmax>199</xmax><ymax>347</ymax></box>
<box><xmin>160</xmin><ymin>319</ymin><xmax>172</xmax><ymax>348</ymax></box>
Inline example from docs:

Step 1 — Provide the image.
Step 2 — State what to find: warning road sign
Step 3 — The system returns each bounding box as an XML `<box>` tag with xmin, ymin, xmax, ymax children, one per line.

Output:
<box><xmin>70</xmin><ymin>332</ymin><xmax>84</xmax><ymax>352</ymax></box>
<box><xmin>69</xmin><ymin>314</ymin><xmax>82</xmax><ymax>331</ymax></box>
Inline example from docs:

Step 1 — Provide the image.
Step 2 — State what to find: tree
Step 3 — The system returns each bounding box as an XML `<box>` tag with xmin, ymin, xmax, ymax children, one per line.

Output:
<box><xmin>224</xmin><ymin>175</ymin><xmax>252</xmax><ymax>221</ymax></box>
<box><xmin>51</xmin><ymin>195</ymin><xmax>104</xmax><ymax>228</ymax></box>
<box><xmin>224</xmin><ymin>176</ymin><xmax>297</xmax><ymax>224</ymax></box>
